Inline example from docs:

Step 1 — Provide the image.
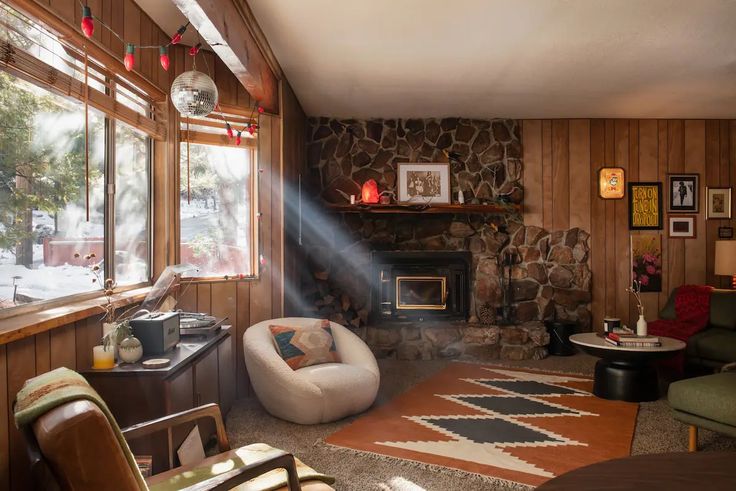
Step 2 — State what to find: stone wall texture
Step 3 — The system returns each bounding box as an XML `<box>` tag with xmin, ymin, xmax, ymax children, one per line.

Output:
<box><xmin>307</xmin><ymin>117</ymin><xmax>523</xmax><ymax>204</ymax></box>
<box><xmin>302</xmin><ymin>117</ymin><xmax>591</xmax><ymax>333</ymax></box>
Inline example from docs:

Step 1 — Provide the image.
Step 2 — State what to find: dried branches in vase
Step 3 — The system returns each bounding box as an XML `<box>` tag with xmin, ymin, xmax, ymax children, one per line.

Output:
<box><xmin>626</xmin><ymin>279</ymin><xmax>648</xmax><ymax>336</ymax></box>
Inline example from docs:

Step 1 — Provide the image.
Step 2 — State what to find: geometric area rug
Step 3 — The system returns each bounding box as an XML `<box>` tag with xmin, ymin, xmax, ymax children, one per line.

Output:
<box><xmin>325</xmin><ymin>362</ymin><xmax>638</xmax><ymax>487</ymax></box>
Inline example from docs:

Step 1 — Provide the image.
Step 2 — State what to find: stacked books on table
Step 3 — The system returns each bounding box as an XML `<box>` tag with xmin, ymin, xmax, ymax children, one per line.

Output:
<box><xmin>605</xmin><ymin>332</ymin><xmax>661</xmax><ymax>348</ymax></box>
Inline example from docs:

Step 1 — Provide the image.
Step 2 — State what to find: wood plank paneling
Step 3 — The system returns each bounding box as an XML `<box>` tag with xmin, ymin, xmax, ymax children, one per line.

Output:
<box><xmin>0</xmin><ymin>346</ymin><xmax>8</xmax><ymax>491</ymax></box>
<box><xmin>522</xmin><ymin>120</ymin><xmax>543</xmax><ymax>228</ymax></box>
<box><xmin>6</xmin><ymin>337</ymin><xmax>35</xmax><ymax>490</ymax></box>
<box><xmin>524</xmin><ymin>118</ymin><xmax>736</xmax><ymax>330</ymax></box>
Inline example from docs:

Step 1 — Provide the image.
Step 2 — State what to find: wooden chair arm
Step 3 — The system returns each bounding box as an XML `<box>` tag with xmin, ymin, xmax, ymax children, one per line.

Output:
<box><xmin>121</xmin><ymin>403</ymin><xmax>230</xmax><ymax>451</ymax></box>
<box><xmin>178</xmin><ymin>451</ymin><xmax>301</xmax><ymax>491</ymax></box>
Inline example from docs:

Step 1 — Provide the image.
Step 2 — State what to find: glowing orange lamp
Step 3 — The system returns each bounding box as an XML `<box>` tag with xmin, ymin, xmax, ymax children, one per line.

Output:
<box><xmin>361</xmin><ymin>179</ymin><xmax>379</xmax><ymax>204</ymax></box>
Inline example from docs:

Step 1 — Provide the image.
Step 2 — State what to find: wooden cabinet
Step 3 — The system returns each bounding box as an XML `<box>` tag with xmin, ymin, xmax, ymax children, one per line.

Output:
<box><xmin>81</xmin><ymin>326</ymin><xmax>233</xmax><ymax>474</ymax></box>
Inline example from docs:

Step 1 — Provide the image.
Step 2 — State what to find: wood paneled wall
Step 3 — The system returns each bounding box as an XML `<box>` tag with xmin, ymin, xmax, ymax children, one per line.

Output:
<box><xmin>523</xmin><ymin>120</ymin><xmax>736</xmax><ymax>332</ymax></box>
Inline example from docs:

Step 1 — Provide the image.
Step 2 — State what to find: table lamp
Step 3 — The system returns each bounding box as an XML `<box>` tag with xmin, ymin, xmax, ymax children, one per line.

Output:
<box><xmin>714</xmin><ymin>240</ymin><xmax>736</xmax><ymax>289</ymax></box>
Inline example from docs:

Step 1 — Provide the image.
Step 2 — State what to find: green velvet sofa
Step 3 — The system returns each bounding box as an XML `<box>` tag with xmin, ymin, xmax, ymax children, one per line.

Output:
<box><xmin>659</xmin><ymin>288</ymin><xmax>736</xmax><ymax>370</ymax></box>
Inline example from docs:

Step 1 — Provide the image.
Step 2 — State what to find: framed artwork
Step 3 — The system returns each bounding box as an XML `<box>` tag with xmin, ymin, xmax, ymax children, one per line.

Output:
<box><xmin>668</xmin><ymin>215</ymin><xmax>697</xmax><ymax>238</ymax></box>
<box><xmin>628</xmin><ymin>182</ymin><xmax>663</xmax><ymax>230</ymax></box>
<box><xmin>719</xmin><ymin>226</ymin><xmax>734</xmax><ymax>239</ymax></box>
<box><xmin>667</xmin><ymin>174</ymin><xmax>699</xmax><ymax>213</ymax></box>
<box><xmin>397</xmin><ymin>163</ymin><xmax>451</xmax><ymax>204</ymax></box>
<box><xmin>706</xmin><ymin>187</ymin><xmax>732</xmax><ymax>219</ymax></box>
<box><xmin>598</xmin><ymin>167</ymin><xmax>625</xmax><ymax>199</ymax></box>
<box><xmin>631</xmin><ymin>234</ymin><xmax>662</xmax><ymax>292</ymax></box>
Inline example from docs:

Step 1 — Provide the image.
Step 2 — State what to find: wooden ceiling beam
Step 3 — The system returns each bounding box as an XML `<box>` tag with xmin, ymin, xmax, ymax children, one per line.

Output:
<box><xmin>171</xmin><ymin>0</ymin><xmax>280</xmax><ymax>114</ymax></box>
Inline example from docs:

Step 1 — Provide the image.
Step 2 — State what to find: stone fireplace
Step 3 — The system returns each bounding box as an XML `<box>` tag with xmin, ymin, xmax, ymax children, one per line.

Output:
<box><xmin>300</xmin><ymin>117</ymin><xmax>592</xmax><ymax>360</ymax></box>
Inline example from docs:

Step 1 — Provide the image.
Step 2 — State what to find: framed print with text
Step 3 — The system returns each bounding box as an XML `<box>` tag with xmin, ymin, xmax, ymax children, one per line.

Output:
<box><xmin>628</xmin><ymin>182</ymin><xmax>663</xmax><ymax>230</ymax></box>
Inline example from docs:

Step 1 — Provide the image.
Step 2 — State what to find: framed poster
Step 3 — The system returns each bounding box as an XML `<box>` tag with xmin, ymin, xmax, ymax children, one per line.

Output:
<box><xmin>718</xmin><ymin>226</ymin><xmax>734</xmax><ymax>239</ymax></box>
<box><xmin>631</xmin><ymin>234</ymin><xmax>662</xmax><ymax>292</ymax></box>
<box><xmin>706</xmin><ymin>187</ymin><xmax>732</xmax><ymax>219</ymax></box>
<box><xmin>667</xmin><ymin>174</ymin><xmax>699</xmax><ymax>213</ymax></box>
<box><xmin>397</xmin><ymin>163</ymin><xmax>451</xmax><ymax>204</ymax></box>
<box><xmin>598</xmin><ymin>167</ymin><xmax>625</xmax><ymax>199</ymax></box>
<box><xmin>628</xmin><ymin>182</ymin><xmax>663</xmax><ymax>230</ymax></box>
<box><xmin>668</xmin><ymin>215</ymin><xmax>697</xmax><ymax>238</ymax></box>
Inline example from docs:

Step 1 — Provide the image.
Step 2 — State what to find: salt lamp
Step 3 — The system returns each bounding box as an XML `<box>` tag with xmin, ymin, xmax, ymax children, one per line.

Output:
<box><xmin>361</xmin><ymin>179</ymin><xmax>379</xmax><ymax>204</ymax></box>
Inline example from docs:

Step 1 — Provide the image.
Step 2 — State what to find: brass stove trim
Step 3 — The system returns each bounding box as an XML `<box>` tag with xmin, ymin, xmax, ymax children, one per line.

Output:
<box><xmin>395</xmin><ymin>276</ymin><xmax>447</xmax><ymax>310</ymax></box>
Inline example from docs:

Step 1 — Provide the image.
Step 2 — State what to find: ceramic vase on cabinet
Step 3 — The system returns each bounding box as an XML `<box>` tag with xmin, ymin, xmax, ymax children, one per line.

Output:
<box><xmin>102</xmin><ymin>322</ymin><xmax>119</xmax><ymax>359</ymax></box>
<box><xmin>119</xmin><ymin>336</ymin><xmax>143</xmax><ymax>364</ymax></box>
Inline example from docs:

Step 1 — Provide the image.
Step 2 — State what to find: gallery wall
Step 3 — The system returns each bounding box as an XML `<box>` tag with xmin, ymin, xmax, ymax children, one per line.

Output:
<box><xmin>523</xmin><ymin>120</ymin><xmax>736</xmax><ymax>332</ymax></box>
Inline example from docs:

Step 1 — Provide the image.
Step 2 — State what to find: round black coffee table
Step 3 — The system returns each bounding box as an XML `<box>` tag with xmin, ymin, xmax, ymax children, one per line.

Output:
<box><xmin>570</xmin><ymin>332</ymin><xmax>685</xmax><ymax>402</ymax></box>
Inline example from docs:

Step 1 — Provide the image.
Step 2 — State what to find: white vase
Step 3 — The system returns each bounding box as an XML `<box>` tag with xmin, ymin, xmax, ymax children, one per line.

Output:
<box><xmin>636</xmin><ymin>314</ymin><xmax>648</xmax><ymax>337</ymax></box>
<box><xmin>458</xmin><ymin>189</ymin><xmax>465</xmax><ymax>204</ymax></box>
<box><xmin>102</xmin><ymin>322</ymin><xmax>119</xmax><ymax>359</ymax></box>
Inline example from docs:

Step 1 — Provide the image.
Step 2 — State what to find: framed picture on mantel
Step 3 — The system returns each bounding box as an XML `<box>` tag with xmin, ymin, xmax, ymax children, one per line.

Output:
<box><xmin>397</xmin><ymin>163</ymin><xmax>451</xmax><ymax>204</ymax></box>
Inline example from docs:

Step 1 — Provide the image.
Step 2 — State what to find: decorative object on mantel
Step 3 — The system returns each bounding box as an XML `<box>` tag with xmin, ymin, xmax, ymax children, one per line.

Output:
<box><xmin>628</xmin><ymin>182</ymin><xmax>663</xmax><ymax>230</ymax></box>
<box><xmin>361</xmin><ymin>179</ymin><xmax>380</xmax><ymax>203</ymax></box>
<box><xmin>630</xmin><ymin>234</ymin><xmax>662</xmax><ymax>293</ymax></box>
<box><xmin>397</xmin><ymin>162</ymin><xmax>451</xmax><ymax>204</ymax></box>
<box><xmin>598</xmin><ymin>167</ymin><xmax>625</xmax><ymax>199</ymax></box>
<box><xmin>142</xmin><ymin>358</ymin><xmax>171</xmax><ymax>369</ymax></box>
<box><xmin>706</xmin><ymin>187</ymin><xmax>732</xmax><ymax>219</ymax></box>
<box><xmin>627</xmin><ymin>279</ymin><xmax>647</xmax><ymax>336</ymax></box>
<box><xmin>457</xmin><ymin>188</ymin><xmax>465</xmax><ymax>204</ymax></box>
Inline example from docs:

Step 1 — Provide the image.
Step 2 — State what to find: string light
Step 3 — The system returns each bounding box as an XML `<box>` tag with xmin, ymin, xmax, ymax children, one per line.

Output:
<box><xmin>123</xmin><ymin>44</ymin><xmax>135</xmax><ymax>71</ymax></box>
<box><xmin>159</xmin><ymin>46</ymin><xmax>170</xmax><ymax>71</ymax></box>
<box><xmin>188</xmin><ymin>43</ymin><xmax>202</xmax><ymax>56</ymax></box>
<box><xmin>235</xmin><ymin>131</ymin><xmax>242</xmax><ymax>146</ymax></box>
<box><xmin>225</xmin><ymin>123</ymin><xmax>234</xmax><ymax>139</ymax></box>
<box><xmin>171</xmin><ymin>24</ymin><xmax>187</xmax><ymax>45</ymax></box>
<box><xmin>80</xmin><ymin>5</ymin><xmax>94</xmax><ymax>38</ymax></box>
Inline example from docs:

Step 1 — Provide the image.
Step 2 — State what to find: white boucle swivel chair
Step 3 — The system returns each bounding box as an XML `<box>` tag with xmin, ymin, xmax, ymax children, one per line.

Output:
<box><xmin>243</xmin><ymin>317</ymin><xmax>380</xmax><ymax>424</ymax></box>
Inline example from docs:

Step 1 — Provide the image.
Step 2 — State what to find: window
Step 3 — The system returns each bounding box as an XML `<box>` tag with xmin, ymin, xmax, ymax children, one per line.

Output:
<box><xmin>0</xmin><ymin>4</ymin><xmax>154</xmax><ymax>314</ymax></box>
<box><xmin>179</xmin><ymin>142</ymin><xmax>256</xmax><ymax>277</ymax></box>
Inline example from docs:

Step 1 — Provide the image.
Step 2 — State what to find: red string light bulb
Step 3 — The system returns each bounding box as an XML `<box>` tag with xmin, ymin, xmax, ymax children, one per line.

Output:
<box><xmin>81</xmin><ymin>5</ymin><xmax>94</xmax><ymax>38</ymax></box>
<box><xmin>171</xmin><ymin>24</ymin><xmax>187</xmax><ymax>45</ymax></box>
<box><xmin>188</xmin><ymin>43</ymin><xmax>202</xmax><ymax>57</ymax></box>
<box><xmin>247</xmin><ymin>124</ymin><xmax>256</xmax><ymax>136</ymax></box>
<box><xmin>159</xmin><ymin>46</ymin><xmax>170</xmax><ymax>71</ymax></box>
<box><xmin>235</xmin><ymin>131</ymin><xmax>242</xmax><ymax>146</ymax></box>
<box><xmin>123</xmin><ymin>44</ymin><xmax>135</xmax><ymax>71</ymax></box>
<box><xmin>225</xmin><ymin>123</ymin><xmax>234</xmax><ymax>139</ymax></box>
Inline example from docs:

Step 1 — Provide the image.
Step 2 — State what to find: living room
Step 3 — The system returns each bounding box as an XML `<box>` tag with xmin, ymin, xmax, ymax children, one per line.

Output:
<box><xmin>0</xmin><ymin>1</ymin><xmax>735</xmax><ymax>490</ymax></box>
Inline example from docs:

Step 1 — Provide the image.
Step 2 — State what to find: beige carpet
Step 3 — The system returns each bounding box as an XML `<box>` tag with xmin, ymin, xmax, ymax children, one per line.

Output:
<box><xmin>226</xmin><ymin>354</ymin><xmax>736</xmax><ymax>490</ymax></box>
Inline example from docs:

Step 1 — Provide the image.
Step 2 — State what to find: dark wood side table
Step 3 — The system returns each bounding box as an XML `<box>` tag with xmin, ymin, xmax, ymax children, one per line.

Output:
<box><xmin>570</xmin><ymin>332</ymin><xmax>685</xmax><ymax>402</ymax></box>
<box><xmin>80</xmin><ymin>324</ymin><xmax>235</xmax><ymax>474</ymax></box>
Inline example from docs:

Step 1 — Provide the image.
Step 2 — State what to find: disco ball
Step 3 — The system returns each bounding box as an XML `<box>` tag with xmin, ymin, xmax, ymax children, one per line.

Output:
<box><xmin>170</xmin><ymin>70</ymin><xmax>219</xmax><ymax>117</ymax></box>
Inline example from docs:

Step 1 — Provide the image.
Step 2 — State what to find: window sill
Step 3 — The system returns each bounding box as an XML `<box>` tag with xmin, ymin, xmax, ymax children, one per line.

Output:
<box><xmin>0</xmin><ymin>287</ymin><xmax>150</xmax><ymax>345</ymax></box>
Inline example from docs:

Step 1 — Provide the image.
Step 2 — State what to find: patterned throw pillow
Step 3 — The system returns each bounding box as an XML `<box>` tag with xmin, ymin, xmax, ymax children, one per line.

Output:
<box><xmin>269</xmin><ymin>320</ymin><xmax>340</xmax><ymax>370</ymax></box>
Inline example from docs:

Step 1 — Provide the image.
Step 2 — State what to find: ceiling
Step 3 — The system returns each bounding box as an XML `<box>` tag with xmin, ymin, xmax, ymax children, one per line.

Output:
<box><xmin>247</xmin><ymin>0</ymin><xmax>736</xmax><ymax>119</ymax></box>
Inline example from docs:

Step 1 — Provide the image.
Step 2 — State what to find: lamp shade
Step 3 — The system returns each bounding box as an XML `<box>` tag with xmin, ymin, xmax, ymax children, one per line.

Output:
<box><xmin>714</xmin><ymin>240</ymin><xmax>736</xmax><ymax>276</ymax></box>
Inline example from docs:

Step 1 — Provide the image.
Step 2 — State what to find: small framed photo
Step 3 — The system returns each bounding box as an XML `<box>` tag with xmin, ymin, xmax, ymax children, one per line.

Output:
<box><xmin>668</xmin><ymin>215</ymin><xmax>697</xmax><ymax>238</ymax></box>
<box><xmin>667</xmin><ymin>174</ymin><xmax>699</xmax><ymax>213</ymax></box>
<box><xmin>628</xmin><ymin>182</ymin><xmax>663</xmax><ymax>230</ymax></box>
<box><xmin>718</xmin><ymin>226</ymin><xmax>734</xmax><ymax>239</ymax></box>
<box><xmin>598</xmin><ymin>167</ymin><xmax>625</xmax><ymax>199</ymax></box>
<box><xmin>397</xmin><ymin>163</ymin><xmax>451</xmax><ymax>204</ymax></box>
<box><xmin>706</xmin><ymin>187</ymin><xmax>732</xmax><ymax>219</ymax></box>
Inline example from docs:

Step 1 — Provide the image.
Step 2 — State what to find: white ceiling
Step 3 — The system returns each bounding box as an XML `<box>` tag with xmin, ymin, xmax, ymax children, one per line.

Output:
<box><xmin>248</xmin><ymin>0</ymin><xmax>736</xmax><ymax>119</ymax></box>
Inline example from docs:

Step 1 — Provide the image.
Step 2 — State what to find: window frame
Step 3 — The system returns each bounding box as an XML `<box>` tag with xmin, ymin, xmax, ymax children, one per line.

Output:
<box><xmin>0</xmin><ymin>3</ymin><xmax>155</xmax><ymax>320</ymax></box>
<box><xmin>177</xmin><ymin>129</ymin><xmax>259</xmax><ymax>282</ymax></box>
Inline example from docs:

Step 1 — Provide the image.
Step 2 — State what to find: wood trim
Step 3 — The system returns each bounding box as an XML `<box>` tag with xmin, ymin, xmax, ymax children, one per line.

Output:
<box><xmin>170</xmin><ymin>0</ymin><xmax>279</xmax><ymax>113</ymax></box>
<box><xmin>230</xmin><ymin>0</ymin><xmax>283</xmax><ymax>80</ymax></box>
<box><xmin>6</xmin><ymin>0</ymin><xmax>166</xmax><ymax>100</ymax></box>
<box><xmin>0</xmin><ymin>288</ymin><xmax>149</xmax><ymax>346</ymax></box>
<box><xmin>689</xmin><ymin>425</ymin><xmax>698</xmax><ymax>452</ymax></box>
<box><xmin>179</xmin><ymin>129</ymin><xmax>257</xmax><ymax>148</ymax></box>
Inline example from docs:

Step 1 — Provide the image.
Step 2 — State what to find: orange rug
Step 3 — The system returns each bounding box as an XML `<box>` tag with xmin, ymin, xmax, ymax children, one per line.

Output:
<box><xmin>325</xmin><ymin>363</ymin><xmax>638</xmax><ymax>487</ymax></box>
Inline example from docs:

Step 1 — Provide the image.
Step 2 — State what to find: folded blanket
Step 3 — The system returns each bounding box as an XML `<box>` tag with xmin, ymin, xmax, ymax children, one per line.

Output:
<box><xmin>14</xmin><ymin>367</ymin><xmax>147</xmax><ymax>490</ymax></box>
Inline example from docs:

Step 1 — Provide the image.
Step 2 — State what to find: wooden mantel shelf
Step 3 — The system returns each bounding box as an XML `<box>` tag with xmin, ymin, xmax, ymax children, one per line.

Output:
<box><xmin>324</xmin><ymin>203</ymin><xmax>520</xmax><ymax>215</ymax></box>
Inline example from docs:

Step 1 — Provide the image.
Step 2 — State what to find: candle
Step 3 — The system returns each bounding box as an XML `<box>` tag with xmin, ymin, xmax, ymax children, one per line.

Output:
<box><xmin>93</xmin><ymin>345</ymin><xmax>115</xmax><ymax>369</ymax></box>
<box><xmin>350</xmin><ymin>194</ymin><xmax>356</xmax><ymax>205</ymax></box>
